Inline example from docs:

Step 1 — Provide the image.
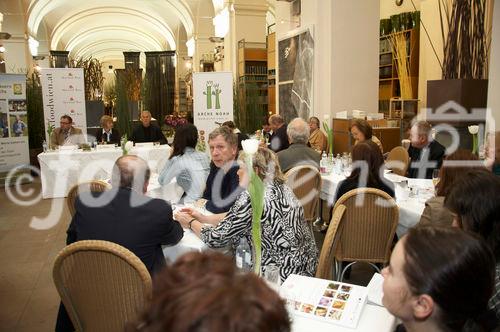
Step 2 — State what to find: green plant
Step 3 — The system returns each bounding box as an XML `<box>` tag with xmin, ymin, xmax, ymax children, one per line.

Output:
<box><xmin>74</xmin><ymin>57</ymin><xmax>104</xmax><ymax>100</ymax></box>
<box><xmin>26</xmin><ymin>72</ymin><xmax>44</xmax><ymax>149</ymax></box>
<box><xmin>322</xmin><ymin>121</ymin><xmax>333</xmax><ymax>155</ymax></box>
<box><xmin>115</xmin><ymin>79</ymin><xmax>132</xmax><ymax>137</ymax></box>
<box><xmin>439</xmin><ymin>0</ymin><xmax>490</xmax><ymax>79</ymax></box>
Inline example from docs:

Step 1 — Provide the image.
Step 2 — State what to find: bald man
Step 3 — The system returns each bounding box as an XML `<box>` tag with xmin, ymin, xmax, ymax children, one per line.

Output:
<box><xmin>56</xmin><ymin>155</ymin><xmax>183</xmax><ymax>331</ymax></box>
<box><xmin>277</xmin><ymin>117</ymin><xmax>320</xmax><ymax>173</ymax></box>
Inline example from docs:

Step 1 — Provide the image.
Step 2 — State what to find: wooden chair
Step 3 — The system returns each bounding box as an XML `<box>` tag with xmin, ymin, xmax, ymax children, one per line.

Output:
<box><xmin>285</xmin><ymin>165</ymin><xmax>322</xmax><ymax>226</ymax></box>
<box><xmin>386</xmin><ymin>146</ymin><xmax>410</xmax><ymax>176</ymax></box>
<box><xmin>66</xmin><ymin>180</ymin><xmax>109</xmax><ymax>217</ymax></box>
<box><xmin>315</xmin><ymin>188</ymin><xmax>398</xmax><ymax>281</ymax></box>
<box><xmin>53</xmin><ymin>240</ymin><xmax>152</xmax><ymax>332</ymax></box>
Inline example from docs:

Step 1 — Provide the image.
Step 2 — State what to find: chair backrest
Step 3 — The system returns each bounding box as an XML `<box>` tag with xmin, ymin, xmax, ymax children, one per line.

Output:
<box><xmin>386</xmin><ymin>146</ymin><xmax>410</xmax><ymax>176</ymax></box>
<box><xmin>53</xmin><ymin>240</ymin><xmax>152</xmax><ymax>332</ymax></box>
<box><xmin>285</xmin><ymin>165</ymin><xmax>322</xmax><ymax>222</ymax></box>
<box><xmin>67</xmin><ymin>181</ymin><xmax>109</xmax><ymax>217</ymax></box>
<box><xmin>315</xmin><ymin>188</ymin><xmax>398</xmax><ymax>279</ymax></box>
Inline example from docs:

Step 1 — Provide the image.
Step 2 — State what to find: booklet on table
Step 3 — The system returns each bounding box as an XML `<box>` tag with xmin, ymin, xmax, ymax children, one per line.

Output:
<box><xmin>281</xmin><ymin>274</ymin><xmax>368</xmax><ymax>329</ymax></box>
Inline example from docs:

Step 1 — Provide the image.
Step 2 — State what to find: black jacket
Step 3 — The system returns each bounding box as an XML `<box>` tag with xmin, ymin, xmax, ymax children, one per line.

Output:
<box><xmin>202</xmin><ymin>162</ymin><xmax>244</xmax><ymax>214</ymax></box>
<box><xmin>269</xmin><ymin>124</ymin><xmax>289</xmax><ymax>153</ymax></box>
<box><xmin>66</xmin><ymin>188</ymin><xmax>183</xmax><ymax>274</ymax></box>
<box><xmin>407</xmin><ymin>140</ymin><xmax>446</xmax><ymax>179</ymax></box>
<box><xmin>130</xmin><ymin>124</ymin><xmax>167</xmax><ymax>145</ymax></box>
<box><xmin>95</xmin><ymin>128</ymin><xmax>121</xmax><ymax>145</ymax></box>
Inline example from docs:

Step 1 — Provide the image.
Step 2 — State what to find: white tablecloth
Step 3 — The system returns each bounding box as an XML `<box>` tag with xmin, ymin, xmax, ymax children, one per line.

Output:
<box><xmin>38</xmin><ymin>145</ymin><xmax>171</xmax><ymax>198</ymax></box>
<box><xmin>162</xmin><ymin>229</ymin><xmax>208</xmax><ymax>263</ymax></box>
<box><xmin>292</xmin><ymin>304</ymin><xmax>396</xmax><ymax>332</ymax></box>
<box><xmin>320</xmin><ymin>172</ymin><xmax>434</xmax><ymax>237</ymax></box>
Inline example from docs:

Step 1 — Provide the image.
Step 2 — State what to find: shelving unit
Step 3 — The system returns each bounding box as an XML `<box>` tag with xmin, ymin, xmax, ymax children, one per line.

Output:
<box><xmin>378</xmin><ymin>27</ymin><xmax>419</xmax><ymax>116</ymax></box>
<box><xmin>238</xmin><ymin>39</ymin><xmax>268</xmax><ymax>133</ymax></box>
<box><xmin>267</xmin><ymin>32</ymin><xmax>276</xmax><ymax>116</ymax></box>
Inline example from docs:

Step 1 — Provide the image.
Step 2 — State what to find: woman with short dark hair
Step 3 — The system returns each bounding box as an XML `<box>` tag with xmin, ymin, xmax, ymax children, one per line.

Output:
<box><xmin>383</xmin><ymin>226</ymin><xmax>498</xmax><ymax>332</ymax></box>
<box><xmin>128</xmin><ymin>252</ymin><xmax>291</xmax><ymax>332</ymax></box>
<box><xmin>445</xmin><ymin>169</ymin><xmax>500</xmax><ymax>317</ymax></box>
<box><xmin>350</xmin><ymin>119</ymin><xmax>383</xmax><ymax>152</ymax></box>
<box><xmin>158</xmin><ymin>123</ymin><xmax>210</xmax><ymax>203</ymax></box>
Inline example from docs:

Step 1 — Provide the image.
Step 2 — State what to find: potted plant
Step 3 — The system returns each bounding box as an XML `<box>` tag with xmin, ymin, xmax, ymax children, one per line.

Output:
<box><xmin>426</xmin><ymin>0</ymin><xmax>490</xmax><ymax>150</ymax></box>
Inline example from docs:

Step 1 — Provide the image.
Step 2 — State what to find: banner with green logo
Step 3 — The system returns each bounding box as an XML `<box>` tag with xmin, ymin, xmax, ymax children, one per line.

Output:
<box><xmin>193</xmin><ymin>72</ymin><xmax>233</xmax><ymax>146</ymax></box>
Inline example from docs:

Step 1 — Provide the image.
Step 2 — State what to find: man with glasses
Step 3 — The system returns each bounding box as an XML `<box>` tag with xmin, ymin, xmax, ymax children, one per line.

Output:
<box><xmin>50</xmin><ymin>115</ymin><xmax>86</xmax><ymax>147</ymax></box>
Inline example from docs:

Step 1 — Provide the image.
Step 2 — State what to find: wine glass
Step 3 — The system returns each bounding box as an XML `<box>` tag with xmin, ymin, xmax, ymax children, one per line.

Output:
<box><xmin>432</xmin><ymin>169</ymin><xmax>440</xmax><ymax>188</ymax></box>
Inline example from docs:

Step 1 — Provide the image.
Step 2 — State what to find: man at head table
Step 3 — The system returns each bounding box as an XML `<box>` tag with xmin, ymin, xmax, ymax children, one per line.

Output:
<box><xmin>130</xmin><ymin>110</ymin><xmax>167</xmax><ymax>144</ymax></box>
<box><xmin>50</xmin><ymin>115</ymin><xmax>86</xmax><ymax>147</ymax></box>
<box><xmin>95</xmin><ymin>115</ymin><xmax>121</xmax><ymax>145</ymax></box>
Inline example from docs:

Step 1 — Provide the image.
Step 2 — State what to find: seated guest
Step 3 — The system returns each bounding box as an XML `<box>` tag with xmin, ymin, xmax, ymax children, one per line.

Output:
<box><xmin>268</xmin><ymin>114</ymin><xmax>289</xmax><ymax>153</ymax></box>
<box><xmin>334</xmin><ymin>140</ymin><xmax>394</xmax><ymax>202</ymax></box>
<box><xmin>56</xmin><ymin>155</ymin><xmax>183</xmax><ymax>332</ymax></box>
<box><xmin>50</xmin><ymin>115</ymin><xmax>86</xmax><ymax>147</ymax></box>
<box><xmin>308</xmin><ymin>116</ymin><xmax>327</xmax><ymax>152</ymax></box>
<box><xmin>407</xmin><ymin>121</ymin><xmax>445</xmax><ymax>179</ymax></box>
<box><xmin>444</xmin><ymin>169</ymin><xmax>500</xmax><ymax>316</ymax></box>
<box><xmin>130</xmin><ymin>110</ymin><xmax>167</xmax><ymax>144</ymax></box>
<box><xmin>419</xmin><ymin>150</ymin><xmax>481</xmax><ymax>228</ymax></box>
<box><xmin>484</xmin><ymin>131</ymin><xmax>500</xmax><ymax>176</ymax></box>
<box><xmin>262</xmin><ymin>118</ymin><xmax>272</xmax><ymax>141</ymax></box>
<box><xmin>158</xmin><ymin>124</ymin><xmax>210</xmax><ymax>203</ymax></box>
<box><xmin>175</xmin><ymin>147</ymin><xmax>318</xmax><ymax>282</ymax></box>
<box><xmin>127</xmin><ymin>252</ymin><xmax>290</xmax><ymax>332</ymax></box>
<box><xmin>382</xmin><ymin>227</ymin><xmax>498</xmax><ymax>332</ymax></box>
<box><xmin>201</xmin><ymin>126</ymin><xmax>244</xmax><ymax>213</ymax></box>
<box><xmin>95</xmin><ymin>115</ymin><xmax>120</xmax><ymax>145</ymax></box>
<box><xmin>222</xmin><ymin>120</ymin><xmax>249</xmax><ymax>152</ymax></box>
<box><xmin>277</xmin><ymin>117</ymin><xmax>320</xmax><ymax>173</ymax></box>
<box><xmin>350</xmin><ymin>118</ymin><xmax>383</xmax><ymax>153</ymax></box>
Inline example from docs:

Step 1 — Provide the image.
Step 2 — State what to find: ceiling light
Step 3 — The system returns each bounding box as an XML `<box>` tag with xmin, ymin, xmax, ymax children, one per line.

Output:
<box><xmin>0</xmin><ymin>46</ymin><xmax>5</xmax><ymax>53</ymax></box>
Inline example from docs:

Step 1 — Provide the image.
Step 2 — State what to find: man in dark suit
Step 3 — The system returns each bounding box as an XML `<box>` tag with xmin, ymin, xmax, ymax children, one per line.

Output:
<box><xmin>269</xmin><ymin>114</ymin><xmax>289</xmax><ymax>153</ymax></box>
<box><xmin>407</xmin><ymin>121</ymin><xmax>446</xmax><ymax>179</ymax></box>
<box><xmin>95</xmin><ymin>115</ymin><xmax>121</xmax><ymax>145</ymax></box>
<box><xmin>56</xmin><ymin>155</ymin><xmax>183</xmax><ymax>331</ymax></box>
<box><xmin>277</xmin><ymin>117</ymin><xmax>320</xmax><ymax>173</ymax></box>
<box><xmin>130</xmin><ymin>110</ymin><xmax>167</xmax><ymax>144</ymax></box>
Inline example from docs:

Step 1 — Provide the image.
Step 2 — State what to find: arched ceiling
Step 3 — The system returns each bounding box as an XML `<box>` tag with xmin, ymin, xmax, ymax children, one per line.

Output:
<box><xmin>26</xmin><ymin>0</ymin><xmax>200</xmax><ymax>63</ymax></box>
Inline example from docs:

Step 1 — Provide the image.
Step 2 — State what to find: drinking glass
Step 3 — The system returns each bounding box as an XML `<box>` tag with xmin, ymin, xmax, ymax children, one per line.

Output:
<box><xmin>264</xmin><ymin>264</ymin><xmax>281</xmax><ymax>287</ymax></box>
<box><xmin>432</xmin><ymin>169</ymin><xmax>440</xmax><ymax>188</ymax></box>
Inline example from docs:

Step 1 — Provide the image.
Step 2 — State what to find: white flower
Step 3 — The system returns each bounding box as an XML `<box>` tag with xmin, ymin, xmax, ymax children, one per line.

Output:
<box><xmin>124</xmin><ymin>141</ymin><xmax>133</xmax><ymax>152</ymax></box>
<box><xmin>241</xmin><ymin>138</ymin><xmax>259</xmax><ymax>155</ymax></box>
<box><xmin>468</xmin><ymin>125</ymin><xmax>479</xmax><ymax>135</ymax></box>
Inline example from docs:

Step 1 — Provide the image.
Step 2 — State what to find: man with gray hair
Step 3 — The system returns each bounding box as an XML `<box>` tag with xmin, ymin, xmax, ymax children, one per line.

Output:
<box><xmin>130</xmin><ymin>110</ymin><xmax>167</xmax><ymax>144</ymax></box>
<box><xmin>407</xmin><ymin>120</ymin><xmax>445</xmax><ymax>179</ymax></box>
<box><xmin>277</xmin><ymin>117</ymin><xmax>320</xmax><ymax>173</ymax></box>
<box><xmin>58</xmin><ymin>155</ymin><xmax>183</xmax><ymax>331</ymax></box>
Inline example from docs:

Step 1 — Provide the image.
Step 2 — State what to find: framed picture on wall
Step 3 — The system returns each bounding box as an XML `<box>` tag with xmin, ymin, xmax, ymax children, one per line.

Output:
<box><xmin>278</xmin><ymin>26</ymin><xmax>314</xmax><ymax>123</ymax></box>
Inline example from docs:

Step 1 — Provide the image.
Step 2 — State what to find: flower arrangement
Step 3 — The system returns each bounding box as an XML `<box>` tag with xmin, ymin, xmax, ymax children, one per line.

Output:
<box><xmin>121</xmin><ymin>134</ymin><xmax>133</xmax><ymax>155</ymax></box>
<box><xmin>164</xmin><ymin>112</ymin><xmax>188</xmax><ymax>137</ymax></box>
<box><xmin>468</xmin><ymin>125</ymin><xmax>479</xmax><ymax>155</ymax></box>
<box><xmin>241</xmin><ymin>139</ymin><xmax>264</xmax><ymax>275</ymax></box>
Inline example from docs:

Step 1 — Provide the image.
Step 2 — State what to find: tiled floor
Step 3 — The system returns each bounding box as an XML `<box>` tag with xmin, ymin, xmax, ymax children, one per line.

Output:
<box><xmin>0</xmin><ymin>179</ymin><xmax>69</xmax><ymax>331</ymax></box>
<box><xmin>0</xmin><ymin>179</ymin><xmax>375</xmax><ymax>331</ymax></box>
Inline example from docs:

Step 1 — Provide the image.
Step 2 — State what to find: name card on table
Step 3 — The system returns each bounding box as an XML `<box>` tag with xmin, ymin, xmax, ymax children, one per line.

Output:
<box><xmin>59</xmin><ymin>145</ymin><xmax>78</xmax><ymax>151</ymax></box>
<box><xmin>281</xmin><ymin>274</ymin><xmax>367</xmax><ymax>329</ymax></box>
<box><xmin>96</xmin><ymin>144</ymin><xmax>116</xmax><ymax>150</ymax></box>
<box><xmin>135</xmin><ymin>142</ymin><xmax>154</xmax><ymax>148</ymax></box>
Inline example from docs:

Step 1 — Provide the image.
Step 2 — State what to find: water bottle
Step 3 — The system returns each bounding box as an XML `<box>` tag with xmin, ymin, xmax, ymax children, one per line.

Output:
<box><xmin>320</xmin><ymin>151</ymin><xmax>327</xmax><ymax>174</ymax></box>
<box><xmin>42</xmin><ymin>140</ymin><xmax>48</xmax><ymax>152</ymax></box>
<box><xmin>335</xmin><ymin>154</ymin><xmax>342</xmax><ymax>174</ymax></box>
<box><xmin>235</xmin><ymin>237</ymin><xmax>252</xmax><ymax>271</ymax></box>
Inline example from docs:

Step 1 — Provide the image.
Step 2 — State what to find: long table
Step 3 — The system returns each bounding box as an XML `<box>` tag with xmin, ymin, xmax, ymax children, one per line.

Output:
<box><xmin>38</xmin><ymin>145</ymin><xmax>171</xmax><ymax>198</ymax></box>
<box><xmin>320</xmin><ymin>172</ymin><xmax>434</xmax><ymax>237</ymax></box>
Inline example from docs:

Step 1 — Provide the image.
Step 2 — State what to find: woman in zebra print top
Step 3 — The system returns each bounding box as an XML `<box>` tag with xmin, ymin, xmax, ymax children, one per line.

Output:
<box><xmin>175</xmin><ymin>147</ymin><xmax>318</xmax><ymax>282</ymax></box>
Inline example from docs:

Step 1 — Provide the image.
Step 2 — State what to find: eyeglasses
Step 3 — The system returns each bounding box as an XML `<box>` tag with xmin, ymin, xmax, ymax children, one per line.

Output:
<box><xmin>60</xmin><ymin>122</ymin><xmax>71</xmax><ymax>125</ymax></box>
